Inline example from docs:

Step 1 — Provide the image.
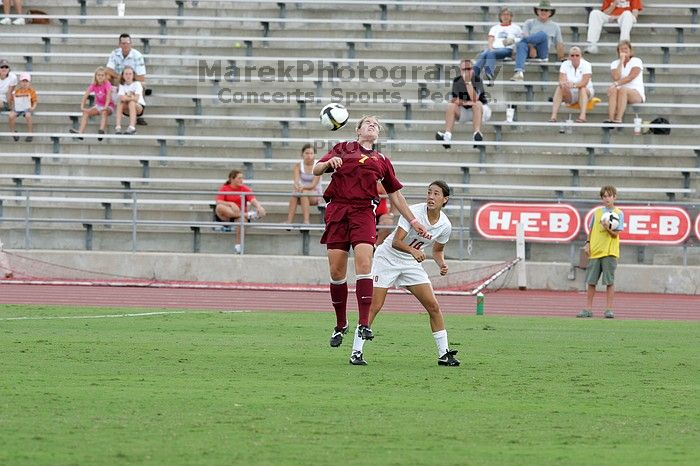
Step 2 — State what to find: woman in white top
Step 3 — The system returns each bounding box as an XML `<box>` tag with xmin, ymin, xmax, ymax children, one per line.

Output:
<box><xmin>115</xmin><ymin>66</ymin><xmax>146</xmax><ymax>135</ymax></box>
<box><xmin>607</xmin><ymin>40</ymin><xmax>645</xmax><ymax>124</ymax></box>
<box><xmin>473</xmin><ymin>8</ymin><xmax>523</xmax><ymax>85</ymax></box>
<box><xmin>549</xmin><ymin>46</ymin><xmax>594</xmax><ymax>123</ymax></box>
<box><xmin>285</xmin><ymin>143</ymin><xmax>323</xmax><ymax>225</ymax></box>
<box><xmin>0</xmin><ymin>58</ymin><xmax>18</xmax><ymax>112</ymax></box>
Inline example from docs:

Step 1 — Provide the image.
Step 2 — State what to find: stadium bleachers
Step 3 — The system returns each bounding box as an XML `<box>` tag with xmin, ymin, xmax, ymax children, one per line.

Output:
<box><xmin>0</xmin><ymin>0</ymin><xmax>697</xmax><ymax>263</ymax></box>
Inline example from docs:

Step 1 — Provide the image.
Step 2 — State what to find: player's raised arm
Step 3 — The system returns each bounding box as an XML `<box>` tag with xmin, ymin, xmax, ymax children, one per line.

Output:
<box><xmin>313</xmin><ymin>156</ymin><xmax>342</xmax><ymax>175</ymax></box>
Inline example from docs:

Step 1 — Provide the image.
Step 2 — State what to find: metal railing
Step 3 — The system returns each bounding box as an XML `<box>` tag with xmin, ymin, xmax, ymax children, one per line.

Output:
<box><xmin>1</xmin><ymin>187</ymin><xmax>698</xmax><ymax>265</ymax></box>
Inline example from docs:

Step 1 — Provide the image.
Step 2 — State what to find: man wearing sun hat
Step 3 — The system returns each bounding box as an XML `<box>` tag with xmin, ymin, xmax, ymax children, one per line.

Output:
<box><xmin>511</xmin><ymin>0</ymin><xmax>566</xmax><ymax>81</ymax></box>
<box><xmin>0</xmin><ymin>58</ymin><xmax>18</xmax><ymax>112</ymax></box>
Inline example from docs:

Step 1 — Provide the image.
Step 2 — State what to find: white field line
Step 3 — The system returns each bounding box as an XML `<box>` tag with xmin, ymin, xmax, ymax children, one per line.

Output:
<box><xmin>0</xmin><ymin>310</ymin><xmax>249</xmax><ymax>321</ymax></box>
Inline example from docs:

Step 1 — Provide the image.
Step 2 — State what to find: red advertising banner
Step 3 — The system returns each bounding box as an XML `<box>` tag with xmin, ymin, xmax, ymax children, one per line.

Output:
<box><xmin>474</xmin><ymin>202</ymin><xmax>581</xmax><ymax>242</ymax></box>
<box><xmin>584</xmin><ymin>205</ymin><xmax>691</xmax><ymax>245</ymax></box>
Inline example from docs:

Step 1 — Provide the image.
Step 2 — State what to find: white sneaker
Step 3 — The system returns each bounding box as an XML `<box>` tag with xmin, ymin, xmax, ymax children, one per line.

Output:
<box><xmin>12</xmin><ymin>17</ymin><xmax>25</xmax><ymax>25</ymax></box>
<box><xmin>585</xmin><ymin>44</ymin><xmax>599</xmax><ymax>54</ymax></box>
<box><xmin>0</xmin><ymin>17</ymin><xmax>11</xmax><ymax>25</ymax></box>
<box><xmin>435</xmin><ymin>131</ymin><xmax>452</xmax><ymax>149</ymax></box>
<box><xmin>510</xmin><ymin>71</ymin><xmax>524</xmax><ymax>81</ymax></box>
<box><xmin>234</xmin><ymin>244</ymin><xmax>241</xmax><ymax>254</ymax></box>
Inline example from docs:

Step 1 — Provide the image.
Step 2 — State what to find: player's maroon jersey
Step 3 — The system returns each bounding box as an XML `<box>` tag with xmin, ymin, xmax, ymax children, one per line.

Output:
<box><xmin>317</xmin><ymin>141</ymin><xmax>403</xmax><ymax>203</ymax></box>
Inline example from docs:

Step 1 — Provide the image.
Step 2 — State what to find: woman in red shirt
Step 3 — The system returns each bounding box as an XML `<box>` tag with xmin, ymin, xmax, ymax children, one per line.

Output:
<box><xmin>215</xmin><ymin>169</ymin><xmax>266</xmax><ymax>253</ymax></box>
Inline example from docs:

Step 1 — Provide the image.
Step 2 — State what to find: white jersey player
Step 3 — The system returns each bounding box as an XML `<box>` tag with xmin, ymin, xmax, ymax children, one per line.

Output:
<box><xmin>350</xmin><ymin>181</ymin><xmax>460</xmax><ymax>367</ymax></box>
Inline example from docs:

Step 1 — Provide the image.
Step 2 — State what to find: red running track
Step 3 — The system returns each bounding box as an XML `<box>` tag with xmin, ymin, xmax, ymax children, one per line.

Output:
<box><xmin>0</xmin><ymin>283</ymin><xmax>697</xmax><ymax>320</ymax></box>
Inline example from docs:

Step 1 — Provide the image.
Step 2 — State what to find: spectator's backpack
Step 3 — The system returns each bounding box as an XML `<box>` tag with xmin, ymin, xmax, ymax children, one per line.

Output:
<box><xmin>650</xmin><ymin>117</ymin><xmax>671</xmax><ymax>135</ymax></box>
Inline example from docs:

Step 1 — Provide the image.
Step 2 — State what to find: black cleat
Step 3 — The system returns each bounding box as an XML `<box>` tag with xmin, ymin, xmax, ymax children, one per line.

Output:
<box><xmin>349</xmin><ymin>351</ymin><xmax>368</xmax><ymax>366</ymax></box>
<box><xmin>473</xmin><ymin>131</ymin><xmax>483</xmax><ymax>149</ymax></box>
<box><xmin>329</xmin><ymin>325</ymin><xmax>348</xmax><ymax>347</ymax></box>
<box><xmin>438</xmin><ymin>350</ymin><xmax>460</xmax><ymax>367</ymax></box>
<box><xmin>358</xmin><ymin>325</ymin><xmax>374</xmax><ymax>340</ymax></box>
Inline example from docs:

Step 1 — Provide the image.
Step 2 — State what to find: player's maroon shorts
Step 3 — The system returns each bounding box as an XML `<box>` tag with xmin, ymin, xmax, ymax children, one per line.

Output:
<box><xmin>321</xmin><ymin>201</ymin><xmax>377</xmax><ymax>250</ymax></box>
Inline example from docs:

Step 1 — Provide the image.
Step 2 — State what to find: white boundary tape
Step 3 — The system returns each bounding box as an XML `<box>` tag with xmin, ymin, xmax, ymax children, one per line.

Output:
<box><xmin>0</xmin><ymin>310</ymin><xmax>247</xmax><ymax>321</ymax></box>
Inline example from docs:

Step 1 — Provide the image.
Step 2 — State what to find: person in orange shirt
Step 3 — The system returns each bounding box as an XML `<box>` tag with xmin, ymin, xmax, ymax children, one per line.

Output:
<box><xmin>8</xmin><ymin>72</ymin><xmax>37</xmax><ymax>142</ymax></box>
<box><xmin>585</xmin><ymin>0</ymin><xmax>643</xmax><ymax>54</ymax></box>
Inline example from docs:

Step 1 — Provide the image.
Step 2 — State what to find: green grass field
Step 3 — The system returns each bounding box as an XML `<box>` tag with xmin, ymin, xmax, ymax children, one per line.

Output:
<box><xmin>1</xmin><ymin>304</ymin><xmax>698</xmax><ymax>466</ymax></box>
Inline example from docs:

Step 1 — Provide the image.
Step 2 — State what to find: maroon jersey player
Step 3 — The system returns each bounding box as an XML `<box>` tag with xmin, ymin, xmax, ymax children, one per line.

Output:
<box><xmin>313</xmin><ymin>115</ymin><xmax>430</xmax><ymax>350</ymax></box>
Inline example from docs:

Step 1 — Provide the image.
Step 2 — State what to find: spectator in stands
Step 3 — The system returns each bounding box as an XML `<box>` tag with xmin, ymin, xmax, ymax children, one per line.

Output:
<box><xmin>70</xmin><ymin>67</ymin><xmax>114</xmax><ymax>141</ymax></box>
<box><xmin>114</xmin><ymin>66</ymin><xmax>145</xmax><ymax>135</ymax></box>
<box><xmin>8</xmin><ymin>72</ymin><xmax>36</xmax><ymax>142</ymax></box>
<box><xmin>511</xmin><ymin>0</ymin><xmax>566</xmax><ymax>81</ymax></box>
<box><xmin>585</xmin><ymin>0</ymin><xmax>643</xmax><ymax>54</ymax></box>
<box><xmin>605</xmin><ymin>40</ymin><xmax>644</xmax><ymax>125</ymax></box>
<box><xmin>473</xmin><ymin>7</ymin><xmax>522</xmax><ymax>86</ymax></box>
<box><xmin>0</xmin><ymin>0</ymin><xmax>25</xmax><ymax>25</ymax></box>
<box><xmin>105</xmin><ymin>33</ymin><xmax>148</xmax><ymax>125</ymax></box>
<box><xmin>436</xmin><ymin>59</ymin><xmax>491</xmax><ymax>149</ymax></box>
<box><xmin>215</xmin><ymin>169</ymin><xmax>266</xmax><ymax>254</ymax></box>
<box><xmin>0</xmin><ymin>58</ymin><xmax>17</xmax><ymax>112</ymax></box>
<box><xmin>285</xmin><ymin>143</ymin><xmax>323</xmax><ymax>225</ymax></box>
<box><xmin>549</xmin><ymin>46</ymin><xmax>594</xmax><ymax>123</ymax></box>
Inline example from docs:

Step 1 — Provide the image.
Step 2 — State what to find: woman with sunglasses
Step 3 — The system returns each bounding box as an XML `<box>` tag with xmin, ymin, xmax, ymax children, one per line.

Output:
<box><xmin>549</xmin><ymin>46</ymin><xmax>595</xmax><ymax>124</ymax></box>
<box><xmin>0</xmin><ymin>58</ymin><xmax>17</xmax><ymax>112</ymax></box>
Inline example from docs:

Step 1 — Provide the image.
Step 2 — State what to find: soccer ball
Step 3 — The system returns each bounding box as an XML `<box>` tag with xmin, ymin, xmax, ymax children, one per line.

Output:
<box><xmin>601</xmin><ymin>211</ymin><xmax>620</xmax><ymax>230</ymax></box>
<box><xmin>319</xmin><ymin>103</ymin><xmax>349</xmax><ymax>131</ymax></box>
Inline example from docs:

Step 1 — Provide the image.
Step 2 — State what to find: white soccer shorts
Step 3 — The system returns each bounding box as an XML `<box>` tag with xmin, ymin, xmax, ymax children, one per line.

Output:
<box><xmin>372</xmin><ymin>253</ymin><xmax>431</xmax><ymax>288</ymax></box>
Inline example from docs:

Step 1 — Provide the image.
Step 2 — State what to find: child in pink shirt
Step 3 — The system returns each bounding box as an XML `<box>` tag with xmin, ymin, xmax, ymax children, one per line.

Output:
<box><xmin>70</xmin><ymin>66</ymin><xmax>113</xmax><ymax>141</ymax></box>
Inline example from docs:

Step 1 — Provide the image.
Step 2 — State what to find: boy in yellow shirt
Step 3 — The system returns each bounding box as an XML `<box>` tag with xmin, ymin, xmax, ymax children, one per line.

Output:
<box><xmin>578</xmin><ymin>185</ymin><xmax>624</xmax><ymax>319</ymax></box>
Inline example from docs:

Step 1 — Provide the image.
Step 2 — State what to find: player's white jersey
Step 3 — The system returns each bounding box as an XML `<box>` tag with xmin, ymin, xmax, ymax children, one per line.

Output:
<box><xmin>376</xmin><ymin>202</ymin><xmax>452</xmax><ymax>263</ymax></box>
